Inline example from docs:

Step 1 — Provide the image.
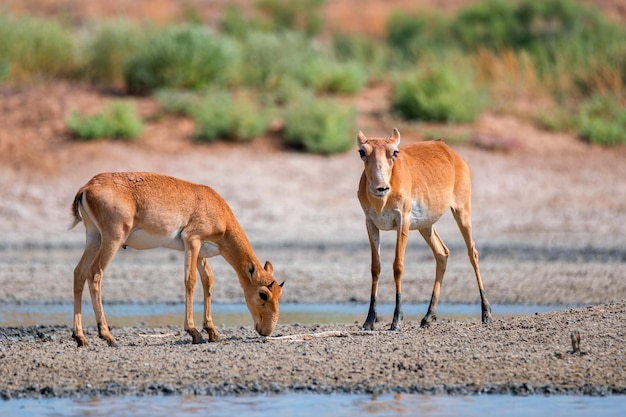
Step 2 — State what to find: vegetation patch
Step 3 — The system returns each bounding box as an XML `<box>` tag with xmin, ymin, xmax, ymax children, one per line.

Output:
<box><xmin>67</xmin><ymin>102</ymin><xmax>143</xmax><ymax>140</ymax></box>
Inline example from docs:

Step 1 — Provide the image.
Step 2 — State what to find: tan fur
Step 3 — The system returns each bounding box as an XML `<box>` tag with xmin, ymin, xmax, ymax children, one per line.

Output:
<box><xmin>70</xmin><ymin>172</ymin><xmax>283</xmax><ymax>347</ymax></box>
<box><xmin>356</xmin><ymin>129</ymin><xmax>491</xmax><ymax>330</ymax></box>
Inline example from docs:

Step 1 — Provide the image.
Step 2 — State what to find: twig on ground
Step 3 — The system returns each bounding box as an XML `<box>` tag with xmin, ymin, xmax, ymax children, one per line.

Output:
<box><xmin>264</xmin><ymin>330</ymin><xmax>374</xmax><ymax>342</ymax></box>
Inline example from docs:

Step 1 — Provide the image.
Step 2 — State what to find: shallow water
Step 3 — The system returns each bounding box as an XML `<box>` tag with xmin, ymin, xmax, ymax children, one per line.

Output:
<box><xmin>0</xmin><ymin>301</ymin><xmax>564</xmax><ymax>327</ymax></box>
<box><xmin>1</xmin><ymin>393</ymin><xmax>624</xmax><ymax>417</ymax></box>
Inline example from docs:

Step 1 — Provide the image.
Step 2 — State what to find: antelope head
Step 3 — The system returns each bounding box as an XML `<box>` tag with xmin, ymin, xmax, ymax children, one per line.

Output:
<box><xmin>244</xmin><ymin>261</ymin><xmax>284</xmax><ymax>337</ymax></box>
<box><xmin>357</xmin><ymin>128</ymin><xmax>401</xmax><ymax>198</ymax></box>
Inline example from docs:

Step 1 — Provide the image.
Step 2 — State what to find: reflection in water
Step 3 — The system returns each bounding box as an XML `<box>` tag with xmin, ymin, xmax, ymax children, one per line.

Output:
<box><xmin>1</xmin><ymin>393</ymin><xmax>624</xmax><ymax>417</ymax></box>
<box><xmin>0</xmin><ymin>302</ymin><xmax>564</xmax><ymax>327</ymax></box>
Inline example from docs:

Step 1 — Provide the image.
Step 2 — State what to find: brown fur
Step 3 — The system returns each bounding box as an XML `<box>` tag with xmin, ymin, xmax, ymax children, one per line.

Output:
<box><xmin>70</xmin><ymin>172</ymin><xmax>283</xmax><ymax>347</ymax></box>
<box><xmin>356</xmin><ymin>129</ymin><xmax>491</xmax><ymax>330</ymax></box>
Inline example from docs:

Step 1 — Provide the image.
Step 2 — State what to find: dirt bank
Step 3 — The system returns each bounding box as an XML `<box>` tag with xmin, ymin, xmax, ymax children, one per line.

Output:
<box><xmin>1</xmin><ymin>302</ymin><xmax>625</xmax><ymax>400</ymax></box>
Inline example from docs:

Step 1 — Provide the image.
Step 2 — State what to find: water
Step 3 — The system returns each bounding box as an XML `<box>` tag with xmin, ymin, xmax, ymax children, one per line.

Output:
<box><xmin>0</xmin><ymin>301</ymin><xmax>563</xmax><ymax>327</ymax></box>
<box><xmin>1</xmin><ymin>393</ymin><xmax>624</xmax><ymax>417</ymax></box>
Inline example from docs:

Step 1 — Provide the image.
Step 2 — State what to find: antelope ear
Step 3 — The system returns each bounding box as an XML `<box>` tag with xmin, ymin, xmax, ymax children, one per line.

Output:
<box><xmin>263</xmin><ymin>260</ymin><xmax>274</xmax><ymax>274</ymax></box>
<box><xmin>357</xmin><ymin>131</ymin><xmax>368</xmax><ymax>146</ymax></box>
<box><xmin>248</xmin><ymin>263</ymin><xmax>256</xmax><ymax>281</ymax></box>
<box><xmin>391</xmin><ymin>128</ymin><xmax>401</xmax><ymax>146</ymax></box>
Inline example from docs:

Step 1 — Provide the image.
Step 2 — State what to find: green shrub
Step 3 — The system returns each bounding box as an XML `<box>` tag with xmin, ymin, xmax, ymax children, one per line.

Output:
<box><xmin>453</xmin><ymin>0</ymin><xmax>519</xmax><ymax>51</ymax></box>
<box><xmin>391</xmin><ymin>63</ymin><xmax>487</xmax><ymax>123</ymax></box>
<box><xmin>282</xmin><ymin>94</ymin><xmax>356</xmax><ymax>154</ymax></box>
<box><xmin>81</xmin><ymin>19</ymin><xmax>145</xmax><ymax>86</ymax></box>
<box><xmin>332</xmin><ymin>33</ymin><xmax>389</xmax><ymax>79</ymax></box>
<box><xmin>123</xmin><ymin>25</ymin><xmax>239</xmax><ymax>93</ymax></box>
<box><xmin>238</xmin><ymin>31</ymin><xmax>317</xmax><ymax>89</ymax></box>
<box><xmin>228</xmin><ymin>94</ymin><xmax>270</xmax><ymax>142</ymax></box>
<box><xmin>576</xmin><ymin>94</ymin><xmax>626</xmax><ymax>146</ymax></box>
<box><xmin>256</xmin><ymin>0</ymin><xmax>324</xmax><ymax>36</ymax></box>
<box><xmin>0</xmin><ymin>15</ymin><xmax>76</xmax><ymax>81</ymax></box>
<box><xmin>386</xmin><ymin>11</ymin><xmax>453</xmax><ymax>62</ymax></box>
<box><xmin>155</xmin><ymin>89</ymin><xmax>199</xmax><ymax>116</ymax></box>
<box><xmin>192</xmin><ymin>90</ymin><xmax>234</xmax><ymax>141</ymax></box>
<box><xmin>192</xmin><ymin>90</ymin><xmax>269</xmax><ymax>142</ymax></box>
<box><xmin>238</xmin><ymin>31</ymin><xmax>367</xmax><ymax>94</ymax></box>
<box><xmin>220</xmin><ymin>6</ymin><xmax>258</xmax><ymax>39</ymax></box>
<box><xmin>68</xmin><ymin>101</ymin><xmax>143</xmax><ymax>140</ymax></box>
<box><xmin>310</xmin><ymin>61</ymin><xmax>367</xmax><ymax>94</ymax></box>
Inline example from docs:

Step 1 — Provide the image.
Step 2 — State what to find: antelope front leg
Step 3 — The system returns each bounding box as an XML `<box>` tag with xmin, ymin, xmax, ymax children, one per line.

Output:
<box><xmin>184</xmin><ymin>242</ymin><xmax>203</xmax><ymax>344</ymax></box>
<box><xmin>197</xmin><ymin>258</ymin><xmax>219</xmax><ymax>342</ymax></box>
<box><xmin>390</xmin><ymin>220</ymin><xmax>409</xmax><ymax>331</ymax></box>
<box><xmin>363</xmin><ymin>220</ymin><xmax>381</xmax><ymax>331</ymax></box>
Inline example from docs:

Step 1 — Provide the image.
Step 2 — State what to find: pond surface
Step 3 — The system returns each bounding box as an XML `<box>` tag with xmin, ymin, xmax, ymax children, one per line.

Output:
<box><xmin>0</xmin><ymin>301</ymin><xmax>564</xmax><ymax>327</ymax></box>
<box><xmin>1</xmin><ymin>392</ymin><xmax>624</xmax><ymax>417</ymax></box>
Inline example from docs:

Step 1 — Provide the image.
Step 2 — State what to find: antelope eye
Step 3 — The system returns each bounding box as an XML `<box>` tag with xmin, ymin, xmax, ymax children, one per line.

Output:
<box><xmin>259</xmin><ymin>291</ymin><xmax>269</xmax><ymax>301</ymax></box>
<box><xmin>358</xmin><ymin>149</ymin><xmax>366</xmax><ymax>158</ymax></box>
<box><xmin>392</xmin><ymin>150</ymin><xmax>399</xmax><ymax>158</ymax></box>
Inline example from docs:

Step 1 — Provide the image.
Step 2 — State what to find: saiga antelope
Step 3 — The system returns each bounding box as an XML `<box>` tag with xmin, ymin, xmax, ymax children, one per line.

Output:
<box><xmin>357</xmin><ymin>129</ymin><xmax>492</xmax><ymax>331</ymax></box>
<box><xmin>70</xmin><ymin>172</ymin><xmax>283</xmax><ymax>347</ymax></box>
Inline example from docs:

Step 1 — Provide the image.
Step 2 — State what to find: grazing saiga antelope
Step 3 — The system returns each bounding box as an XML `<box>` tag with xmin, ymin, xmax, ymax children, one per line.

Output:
<box><xmin>357</xmin><ymin>129</ymin><xmax>492</xmax><ymax>331</ymax></box>
<box><xmin>70</xmin><ymin>172</ymin><xmax>283</xmax><ymax>347</ymax></box>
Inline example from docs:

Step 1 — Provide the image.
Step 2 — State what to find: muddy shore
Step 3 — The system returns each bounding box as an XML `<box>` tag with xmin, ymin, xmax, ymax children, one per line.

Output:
<box><xmin>1</xmin><ymin>302</ymin><xmax>625</xmax><ymax>400</ymax></box>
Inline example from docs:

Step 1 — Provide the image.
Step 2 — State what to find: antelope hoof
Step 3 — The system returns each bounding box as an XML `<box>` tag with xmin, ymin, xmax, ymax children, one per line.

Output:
<box><xmin>72</xmin><ymin>331</ymin><xmax>88</xmax><ymax>348</ymax></box>
<box><xmin>420</xmin><ymin>315</ymin><xmax>436</xmax><ymax>328</ymax></box>
<box><xmin>389</xmin><ymin>322</ymin><xmax>401</xmax><ymax>332</ymax></box>
<box><xmin>482</xmin><ymin>312</ymin><xmax>493</xmax><ymax>325</ymax></box>
<box><xmin>187</xmin><ymin>328</ymin><xmax>204</xmax><ymax>344</ymax></box>
<box><xmin>482</xmin><ymin>303</ymin><xmax>493</xmax><ymax>324</ymax></box>
<box><xmin>204</xmin><ymin>326</ymin><xmax>220</xmax><ymax>342</ymax></box>
<box><xmin>362</xmin><ymin>321</ymin><xmax>375</xmax><ymax>331</ymax></box>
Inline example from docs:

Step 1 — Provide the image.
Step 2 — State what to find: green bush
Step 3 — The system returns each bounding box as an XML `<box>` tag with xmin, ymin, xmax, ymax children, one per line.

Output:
<box><xmin>192</xmin><ymin>90</ymin><xmax>234</xmax><ymax>141</ymax></box>
<box><xmin>228</xmin><ymin>94</ymin><xmax>270</xmax><ymax>142</ymax></box>
<box><xmin>220</xmin><ymin>6</ymin><xmax>258</xmax><ymax>39</ymax></box>
<box><xmin>282</xmin><ymin>94</ymin><xmax>356</xmax><ymax>154</ymax></box>
<box><xmin>192</xmin><ymin>90</ymin><xmax>269</xmax><ymax>142</ymax></box>
<box><xmin>0</xmin><ymin>15</ymin><xmax>76</xmax><ymax>81</ymax></box>
<box><xmin>386</xmin><ymin>11</ymin><xmax>453</xmax><ymax>62</ymax></box>
<box><xmin>391</xmin><ymin>63</ymin><xmax>486</xmax><ymax>123</ymax></box>
<box><xmin>332</xmin><ymin>33</ymin><xmax>389</xmax><ymax>79</ymax></box>
<box><xmin>256</xmin><ymin>0</ymin><xmax>324</xmax><ymax>37</ymax></box>
<box><xmin>309</xmin><ymin>60</ymin><xmax>367</xmax><ymax>94</ymax></box>
<box><xmin>68</xmin><ymin>101</ymin><xmax>143</xmax><ymax>140</ymax></box>
<box><xmin>238</xmin><ymin>31</ymin><xmax>367</xmax><ymax>94</ymax></box>
<box><xmin>155</xmin><ymin>89</ymin><xmax>199</xmax><ymax>116</ymax></box>
<box><xmin>453</xmin><ymin>0</ymin><xmax>519</xmax><ymax>51</ymax></box>
<box><xmin>81</xmin><ymin>19</ymin><xmax>145</xmax><ymax>85</ymax></box>
<box><xmin>238</xmin><ymin>31</ymin><xmax>318</xmax><ymax>89</ymax></box>
<box><xmin>123</xmin><ymin>25</ymin><xmax>239</xmax><ymax>93</ymax></box>
<box><xmin>576</xmin><ymin>94</ymin><xmax>626</xmax><ymax>146</ymax></box>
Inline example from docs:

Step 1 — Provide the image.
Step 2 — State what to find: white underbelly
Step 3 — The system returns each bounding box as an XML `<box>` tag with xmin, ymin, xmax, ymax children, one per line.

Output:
<box><xmin>124</xmin><ymin>229</ymin><xmax>184</xmax><ymax>251</ymax></box>
<box><xmin>199</xmin><ymin>242</ymin><xmax>220</xmax><ymax>258</ymax></box>
<box><xmin>367</xmin><ymin>201</ymin><xmax>440</xmax><ymax>231</ymax></box>
<box><xmin>124</xmin><ymin>229</ymin><xmax>221</xmax><ymax>258</ymax></box>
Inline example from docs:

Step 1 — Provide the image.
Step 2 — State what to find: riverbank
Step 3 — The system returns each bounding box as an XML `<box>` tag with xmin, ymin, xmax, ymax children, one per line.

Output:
<box><xmin>1</xmin><ymin>301</ymin><xmax>625</xmax><ymax>400</ymax></box>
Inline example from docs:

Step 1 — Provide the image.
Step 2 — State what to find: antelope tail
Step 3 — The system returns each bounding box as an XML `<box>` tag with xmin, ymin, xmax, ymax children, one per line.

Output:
<box><xmin>69</xmin><ymin>190</ymin><xmax>84</xmax><ymax>230</ymax></box>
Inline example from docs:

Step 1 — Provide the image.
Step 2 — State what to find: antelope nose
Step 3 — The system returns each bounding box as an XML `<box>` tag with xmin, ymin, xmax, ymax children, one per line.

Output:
<box><xmin>377</xmin><ymin>187</ymin><xmax>389</xmax><ymax>193</ymax></box>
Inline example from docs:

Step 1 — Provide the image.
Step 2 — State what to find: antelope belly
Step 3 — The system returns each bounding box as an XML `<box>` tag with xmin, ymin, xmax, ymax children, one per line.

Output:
<box><xmin>124</xmin><ymin>229</ymin><xmax>184</xmax><ymax>251</ymax></box>
<box><xmin>409</xmin><ymin>200</ymin><xmax>440</xmax><ymax>229</ymax></box>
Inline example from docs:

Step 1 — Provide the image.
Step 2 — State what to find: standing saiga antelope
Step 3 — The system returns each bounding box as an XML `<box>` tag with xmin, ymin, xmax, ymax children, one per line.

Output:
<box><xmin>357</xmin><ymin>129</ymin><xmax>492</xmax><ymax>331</ymax></box>
<box><xmin>70</xmin><ymin>172</ymin><xmax>283</xmax><ymax>347</ymax></box>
